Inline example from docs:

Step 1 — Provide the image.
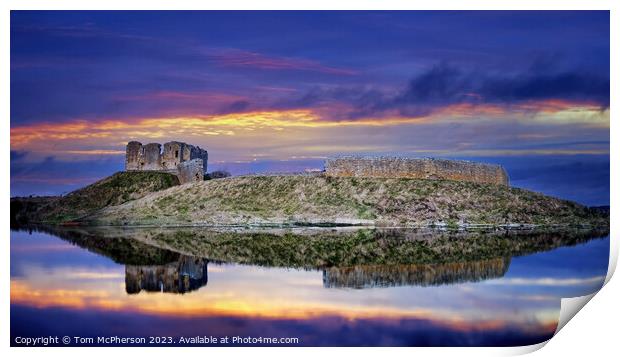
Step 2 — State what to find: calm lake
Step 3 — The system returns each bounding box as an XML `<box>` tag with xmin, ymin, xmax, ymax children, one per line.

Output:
<box><xmin>10</xmin><ymin>226</ymin><xmax>609</xmax><ymax>347</ymax></box>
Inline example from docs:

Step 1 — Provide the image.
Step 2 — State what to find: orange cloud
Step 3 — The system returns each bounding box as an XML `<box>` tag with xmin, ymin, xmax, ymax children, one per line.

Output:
<box><xmin>10</xmin><ymin>100</ymin><xmax>608</xmax><ymax>161</ymax></box>
<box><xmin>10</xmin><ymin>279</ymin><xmax>557</xmax><ymax>333</ymax></box>
<box><xmin>62</xmin><ymin>150</ymin><xmax>126</xmax><ymax>155</ymax></box>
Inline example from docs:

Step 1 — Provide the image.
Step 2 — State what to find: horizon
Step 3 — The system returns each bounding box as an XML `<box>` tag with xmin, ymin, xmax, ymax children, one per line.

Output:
<box><xmin>10</xmin><ymin>11</ymin><xmax>610</xmax><ymax>206</ymax></box>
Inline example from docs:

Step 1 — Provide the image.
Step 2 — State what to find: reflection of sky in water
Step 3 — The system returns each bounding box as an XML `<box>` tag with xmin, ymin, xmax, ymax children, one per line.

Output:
<box><xmin>10</xmin><ymin>230</ymin><xmax>609</xmax><ymax>346</ymax></box>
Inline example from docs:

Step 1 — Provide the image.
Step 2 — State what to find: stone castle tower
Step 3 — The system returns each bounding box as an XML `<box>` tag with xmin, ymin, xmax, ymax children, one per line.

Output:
<box><xmin>125</xmin><ymin>141</ymin><xmax>208</xmax><ymax>183</ymax></box>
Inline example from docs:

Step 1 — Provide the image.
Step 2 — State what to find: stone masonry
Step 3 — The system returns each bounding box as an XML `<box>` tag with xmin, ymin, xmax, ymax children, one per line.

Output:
<box><xmin>177</xmin><ymin>159</ymin><xmax>204</xmax><ymax>184</ymax></box>
<box><xmin>125</xmin><ymin>141</ymin><xmax>208</xmax><ymax>183</ymax></box>
<box><xmin>322</xmin><ymin>257</ymin><xmax>510</xmax><ymax>288</ymax></box>
<box><xmin>125</xmin><ymin>256</ymin><xmax>209</xmax><ymax>294</ymax></box>
<box><xmin>324</xmin><ymin>156</ymin><xmax>509</xmax><ymax>186</ymax></box>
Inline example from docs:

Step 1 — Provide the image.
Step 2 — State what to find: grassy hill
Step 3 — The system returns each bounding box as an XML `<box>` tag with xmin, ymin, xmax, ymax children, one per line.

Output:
<box><xmin>87</xmin><ymin>174</ymin><xmax>608</xmax><ymax>228</ymax></box>
<box><xmin>11</xmin><ymin>171</ymin><xmax>179</xmax><ymax>224</ymax></box>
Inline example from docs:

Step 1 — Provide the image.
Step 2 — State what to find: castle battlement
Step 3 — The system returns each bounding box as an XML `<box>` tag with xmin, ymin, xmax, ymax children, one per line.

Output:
<box><xmin>125</xmin><ymin>141</ymin><xmax>208</xmax><ymax>183</ymax></box>
<box><xmin>324</xmin><ymin>156</ymin><xmax>509</xmax><ymax>186</ymax></box>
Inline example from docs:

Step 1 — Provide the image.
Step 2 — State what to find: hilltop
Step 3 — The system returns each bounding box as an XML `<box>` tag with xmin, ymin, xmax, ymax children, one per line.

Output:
<box><xmin>83</xmin><ymin>174</ymin><xmax>608</xmax><ymax>228</ymax></box>
<box><xmin>11</xmin><ymin>171</ymin><xmax>179</xmax><ymax>225</ymax></box>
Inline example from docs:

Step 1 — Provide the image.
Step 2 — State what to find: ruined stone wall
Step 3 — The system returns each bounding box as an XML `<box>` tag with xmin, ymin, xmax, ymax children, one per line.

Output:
<box><xmin>126</xmin><ymin>141</ymin><xmax>167</xmax><ymax>172</ymax></box>
<box><xmin>187</xmin><ymin>145</ymin><xmax>209</xmax><ymax>170</ymax></box>
<box><xmin>125</xmin><ymin>141</ymin><xmax>208</xmax><ymax>184</ymax></box>
<box><xmin>125</xmin><ymin>256</ymin><xmax>209</xmax><ymax>294</ymax></box>
<box><xmin>322</xmin><ymin>257</ymin><xmax>510</xmax><ymax>288</ymax></box>
<box><xmin>324</xmin><ymin>157</ymin><xmax>509</xmax><ymax>186</ymax></box>
<box><xmin>142</xmin><ymin>143</ymin><xmax>163</xmax><ymax>171</ymax></box>
<box><xmin>125</xmin><ymin>141</ymin><xmax>142</xmax><ymax>171</ymax></box>
<box><xmin>177</xmin><ymin>159</ymin><xmax>204</xmax><ymax>183</ymax></box>
<box><xmin>162</xmin><ymin>142</ymin><xmax>184</xmax><ymax>171</ymax></box>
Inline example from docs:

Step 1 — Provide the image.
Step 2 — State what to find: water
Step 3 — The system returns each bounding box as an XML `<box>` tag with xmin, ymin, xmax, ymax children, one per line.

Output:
<box><xmin>10</xmin><ymin>226</ymin><xmax>609</xmax><ymax>347</ymax></box>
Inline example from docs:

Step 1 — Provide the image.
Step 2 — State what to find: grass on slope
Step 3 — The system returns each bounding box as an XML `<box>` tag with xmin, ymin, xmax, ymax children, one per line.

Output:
<box><xmin>12</xmin><ymin>171</ymin><xmax>179</xmax><ymax>224</ymax></box>
<box><xmin>92</xmin><ymin>175</ymin><xmax>608</xmax><ymax>227</ymax></box>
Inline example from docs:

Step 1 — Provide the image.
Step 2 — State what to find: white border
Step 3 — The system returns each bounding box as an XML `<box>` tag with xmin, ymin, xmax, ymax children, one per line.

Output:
<box><xmin>2</xmin><ymin>1</ymin><xmax>617</xmax><ymax>357</ymax></box>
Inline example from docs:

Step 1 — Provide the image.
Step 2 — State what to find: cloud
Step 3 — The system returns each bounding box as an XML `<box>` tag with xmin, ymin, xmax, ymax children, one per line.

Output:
<box><xmin>11</xmin><ymin>150</ymin><xmax>29</xmax><ymax>161</ymax></box>
<box><xmin>280</xmin><ymin>62</ymin><xmax>609</xmax><ymax>119</ymax></box>
<box><xmin>478</xmin><ymin>71</ymin><xmax>610</xmax><ymax>107</ymax></box>
<box><xmin>483</xmin><ymin>276</ymin><xmax>605</xmax><ymax>287</ymax></box>
<box><xmin>221</xmin><ymin>100</ymin><xmax>251</xmax><ymax>113</ymax></box>
<box><xmin>205</xmin><ymin>48</ymin><xmax>357</xmax><ymax>76</ymax></box>
<box><xmin>12</xmin><ymin>303</ymin><xmax>556</xmax><ymax>347</ymax></box>
<box><xmin>399</xmin><ymin>64</ymin><xmax>472</xmax><ymax>105</ymax></box>
<box><xmin>398</xmin><ymin>63</ymin><xmax>608</xmax><ymax>113</ymax></box>
<box><xmin>12</xmin><ymin>21</ymin><xmax>356</xmax><ymax>76</ymax></box>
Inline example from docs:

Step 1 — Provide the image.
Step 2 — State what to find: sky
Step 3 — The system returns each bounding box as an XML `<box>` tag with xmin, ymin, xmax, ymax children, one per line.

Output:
<box><xmin>10</xmin><ymin>11</ymin><xmax>610</xmax><ymax>205</ymax></box>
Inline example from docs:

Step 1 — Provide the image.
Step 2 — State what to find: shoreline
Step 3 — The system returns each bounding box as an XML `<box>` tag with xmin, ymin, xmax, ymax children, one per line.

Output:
<box><xmin>16</xmin><ymin>220</ymin><xmax>609</xmax><ymax>233</ymax></box>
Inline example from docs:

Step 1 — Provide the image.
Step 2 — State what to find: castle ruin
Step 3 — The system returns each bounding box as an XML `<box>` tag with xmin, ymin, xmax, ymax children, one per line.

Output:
<box><xmin>324</xmin><ymin>157</ymin><xmax>509</xmax><ymax>186</ymax></box>
<box><xmin>124</xmin><ymin>141</ymin><xmax>509</xmax><ymax>186</ymax></box>
<box><xmin>125</xmin><ymin>141</ymin><xmax>208</xmax><ymax>183</ymax></box>
<box><xmin>322</xmin><ymin>257</ymin><xmax>510</xmax><ymax>289</ymax></box>
<box><xmin>125</xmin><ymin>256</ymin><xmax>209</xmax><ymax>294</ymax></box>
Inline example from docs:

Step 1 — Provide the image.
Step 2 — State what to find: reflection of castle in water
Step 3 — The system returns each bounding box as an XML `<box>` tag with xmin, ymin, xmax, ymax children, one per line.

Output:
<box><xmin>322</xmin><ymin>257</ymin><xmax>511</xmax><ymax>289</ymax></box>
<box><xmin>125</xmin><ymin>256</ymin><xmax>209</xmax><ymax>294</ymax></box>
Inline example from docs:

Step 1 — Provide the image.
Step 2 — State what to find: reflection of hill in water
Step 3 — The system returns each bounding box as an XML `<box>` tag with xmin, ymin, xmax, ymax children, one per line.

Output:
<box><xmin>13</xmin><ymin>225</ymin><xmax>211</xmax><ymax>294</ymax></box>
<box><xmin>13</xmin><ymin>225</ymin><xmax>608</xmax><ymax>290</ymax></box>
<box><xmin>323</xmin><ymin>258</ymin><xmax>510</xmax><ymax>289</ymax></box>
<box><xmin>126</xmin><ymin>256</ymin><xmax>208</xmax><ymax>294</ymax></box>
<box><xmin>15</xmin><ymin>225</ymin><xmax>181</xmax><ymax>266</ymax></box>
<box><xmin>118</xmin><ymin>227</ymin><xmax>607</xmax><ymax>270</ymax></box>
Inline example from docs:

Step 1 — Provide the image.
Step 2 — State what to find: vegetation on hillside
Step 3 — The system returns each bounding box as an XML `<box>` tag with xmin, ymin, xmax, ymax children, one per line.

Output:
<box><xmin>11</xmin><ymin>171</ymin><xmax>179</xmax><ymax>224</ymax></box>
<box><xmin>90</xmin><ymin>175</ymin><xmax>609</xmax><ymax>228</ymax></box>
